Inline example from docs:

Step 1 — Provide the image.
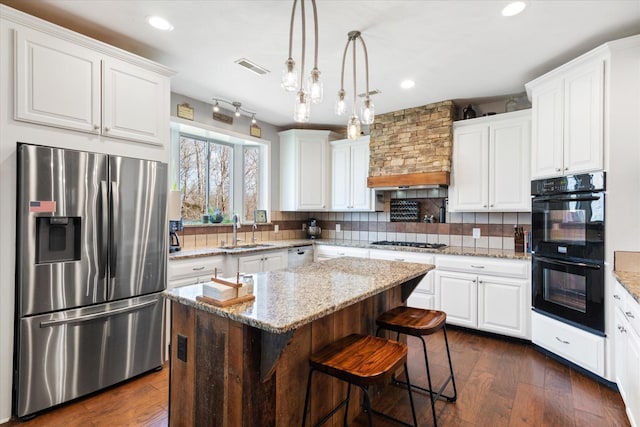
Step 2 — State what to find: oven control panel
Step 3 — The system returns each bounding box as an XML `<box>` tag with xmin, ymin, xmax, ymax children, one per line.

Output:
<box><xmin>531</xmin><ymin>171</ymin><xmax>605</xmax><ymax>195</ymax></box>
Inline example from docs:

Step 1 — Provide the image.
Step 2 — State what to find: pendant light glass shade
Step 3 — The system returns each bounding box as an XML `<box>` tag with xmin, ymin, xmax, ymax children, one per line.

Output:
<box><xmin>283</xmin><ymin>0</ymin><xmax>322</xmax><ymax>120</ymax></box>
<box><xmin>334</xmin><ymin>89</ymin><xmax>346</xmax><ymax>116</ymax></box>
<box><xmin>361</xmin><ymin>97</ymin><xmax>375</xmax><ymax>125</ymax></box>
<box><xmin>337</xmin><ymin>31</ymin><xmax>376</xmax><ymax>138</ymax></box>
<box><xmin>347</xmin><ymin>114</ymin><xmax>361</xmax><ymax>140</ymax></box>
<box><xmin>294</xmin><ymin>89</ymin><xmax>310</xmax><ymax>123</ymax></box>
<box><xmin>308</xmin><ymin>68</ymin><xmax>323</xmax><ymax>103</ymax></box>
<box><xmin>281</xmin><ymin>58</ymin><xmax>298</xmax><ymax>92</ymax></box>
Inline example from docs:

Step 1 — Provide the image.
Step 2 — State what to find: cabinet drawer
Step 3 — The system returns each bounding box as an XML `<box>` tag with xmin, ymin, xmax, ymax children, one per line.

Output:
<box><xmin>314</xmin><ymin>245</ymin><xmax>369</xmax><ymax>260</ymax></box>
<box><xmin>532</xmin><ymin>312</ymin><xmax>604</xmax><ymax>376</ymax></box>
<box><xmin>407</xmin><ymin>291</ymin><xmax>434</xmax><ymax>310</ymax></box>
<box><xmin>437</xmin><ymin>255</ymin><xmax>529</xmax><ymax>279</ymax></box>
<box><xmin>168</xmin><ymin>256</ymin><xmax>225</xmax><ymax>281</ymax></box>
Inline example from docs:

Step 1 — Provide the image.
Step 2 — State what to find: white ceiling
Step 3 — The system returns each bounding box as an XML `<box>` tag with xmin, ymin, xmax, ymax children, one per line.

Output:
<box><xmin>4</xmin><ymin>0</ymin><xmax>640</xmax><ymax>128</ymax></box>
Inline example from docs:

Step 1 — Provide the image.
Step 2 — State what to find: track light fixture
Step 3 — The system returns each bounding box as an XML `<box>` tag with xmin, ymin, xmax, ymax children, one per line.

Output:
<box><xmin>211</xmin><ymin>98</ymin><xmax>257</xmax><ymax>122</ymax></box>
<box><xmin>282</xmin><ymin>0</ymin><xmax>322</xmax><ymax>123</ymax></box>
<box><xmin>337</xmin><ymin>30</ymin><xmax>375</xmax><ymax>140</ymax></box>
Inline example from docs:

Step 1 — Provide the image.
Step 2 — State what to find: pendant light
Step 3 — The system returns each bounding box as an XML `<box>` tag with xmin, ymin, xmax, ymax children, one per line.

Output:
<box><xmin>282</xmin><ymin>0</ymin><xmax>322</xmax><ymax>123</ymax></box>
<box><xmin>337</xmin><ymin>31</ymin><xmax>375</xmax><ymax>140</ymax></box>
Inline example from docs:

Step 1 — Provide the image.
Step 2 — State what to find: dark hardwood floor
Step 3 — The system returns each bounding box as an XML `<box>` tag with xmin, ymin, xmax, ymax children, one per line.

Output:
<box><xmin>2</xmin><ymin>327</ymin><xmax>630</xmax><ymax>427</ymax></box>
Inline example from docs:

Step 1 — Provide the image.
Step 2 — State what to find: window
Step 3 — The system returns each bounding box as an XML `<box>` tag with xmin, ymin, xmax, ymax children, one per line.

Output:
<box><xmin>174</xmin><ymin>129</ymin><xmax>269</xmax><ymax>224</ymax></box>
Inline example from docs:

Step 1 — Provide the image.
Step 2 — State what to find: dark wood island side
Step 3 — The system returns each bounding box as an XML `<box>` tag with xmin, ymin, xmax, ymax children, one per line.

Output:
<box><xmin>164</xmin><ymin>257</ymin><xmax>433</xmax><ymax>426</ymax></box>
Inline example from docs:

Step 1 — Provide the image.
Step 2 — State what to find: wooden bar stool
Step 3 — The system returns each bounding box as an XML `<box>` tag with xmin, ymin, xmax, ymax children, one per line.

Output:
<box><xmin>301</xmin><ymin>333</ymin><xmax>417</xmax><ymax>427</ymax></box>
<box><xmin>376</xmin><ymin>307</ymin><xmax>457</xmax><ymax>427</ymax></box>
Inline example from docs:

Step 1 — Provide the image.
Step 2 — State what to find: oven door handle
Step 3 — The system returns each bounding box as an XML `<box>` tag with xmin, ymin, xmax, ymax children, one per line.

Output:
<box><xmin>535</xmin><ymin>256</ymin><xmax>602</xmax><ymax>269</ymax></box>
<box><xmin>533</xmin><ymin>195</ymin><xmax>601</xmax><ymax>203</ymax></box>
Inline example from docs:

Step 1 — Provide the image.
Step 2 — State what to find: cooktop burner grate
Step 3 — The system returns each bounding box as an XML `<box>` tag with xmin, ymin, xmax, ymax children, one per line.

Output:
<box><xmin>371</xmin><ymin>241</ymin><xmax>447</xmax><ymax>249</ymax></box>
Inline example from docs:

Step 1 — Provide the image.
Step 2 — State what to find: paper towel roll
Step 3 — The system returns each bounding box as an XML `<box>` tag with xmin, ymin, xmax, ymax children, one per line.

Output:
<box><xmin>168</xmin><ymin>190</ymin><xmax>182</xmax><ymax>220</ymax></box>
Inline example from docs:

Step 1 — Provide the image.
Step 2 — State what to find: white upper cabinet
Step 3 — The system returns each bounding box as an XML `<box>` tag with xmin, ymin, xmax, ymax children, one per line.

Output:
<box><xmin>527</xmin><ymin>57</ymin><xmax>604</xmax><ymax>179</ymax></box>
<box><xmin>450</xmin><ymin>110</ymin><xmax>531</xmax><ymax>212</ymax></box>
<box><xmin>330</xmin><ymin>136</ymin><xmax>374</xmax><ymax>211</ymax></box>
<box><xmin>14</xmin><ymin>25</ymin><xmax>171</xmax><ymax>146</ymax></box>
<box><xmin>279</xmin><ymin>129</ymin><xmax>340</xmax><ymax>211</ymax></box>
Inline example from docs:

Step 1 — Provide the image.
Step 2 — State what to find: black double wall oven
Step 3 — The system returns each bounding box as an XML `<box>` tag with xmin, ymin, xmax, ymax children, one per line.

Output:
<box><xmin>531</xmin><ymin>172</ymin><xmax>605</xmax><ymax>335</ymax></box>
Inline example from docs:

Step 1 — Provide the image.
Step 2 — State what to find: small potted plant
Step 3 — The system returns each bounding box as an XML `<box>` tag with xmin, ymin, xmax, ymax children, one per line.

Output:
<box><xmin>210</xmin><ymin>208</ymin><xmax>224</xmax><ymax>223</ymax></box>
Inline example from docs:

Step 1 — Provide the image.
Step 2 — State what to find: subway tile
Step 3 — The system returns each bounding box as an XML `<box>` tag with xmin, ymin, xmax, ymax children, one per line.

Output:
<box><xmin>369</xmin><ymin>221</ymin><xmax>378</xmax><ymax>232</ymax></box>
<box><xmin>475</xmin><ymin>212</ymin><xmax>489</xmax><ymax>224</ymax></box>
<box><xmin>358</xmin><ymin>231</ymin><xmax>368</xmax><ymax>241</ymax></box>
<box><xmin>344</xmin><ymin>231</ymin><xmax>352</xmax><ymax>240</ymax></box>
<box><xmin>416</xmin><ymin>233</ymin><xmax>427</xmax><ymax>243</ymax></box>
<box><xmin>449</xmin><ymin>223</ymin><xmax>463</xmax><ymax>235</ymax></box>
<box><xmin>489</xmin><ymin>236</ymin><xmax>503</xmax><ymax>249</ymax></box>
<box><xmin>406</xmin><ymin>233</ymin><xmax>417</xmax><ymax>242</ymax></box>
<box><xmin>427</xmin><ymin>234</ymin><xmax>438</xmax><ymax>244</ymax></box>
<box><xmin>462</xmin><ymin>212</ymin><xmax>475</xmax><ymax>223</ymax></box>
<box><xmin>377</xmin><ymin>212</ymin><xmax>386</xmax><ymax>221</ymax></box>
<box><xmin>359</xmin><ymin>212</ymin><xmax>369</xmax><ymax>221</ymax></box>
<box><xmin>462</xmin><ymin>236</ymin><xmax>476</xmax><ymax>247</ymax></box>
<box><xmin>448</xmin><ymin>212</ymin><xmax>463</xmax><ymax>223</ymax></box>
<box><xmin>503</xmin><ymin>212</ymin><xmax>518</xmax><ymax>224</ymax></box>
<box><xmin>489</xmin><ymin>212</ymin><xmax>503</xmax><ymax>224</ymax></box>
<box><xmin>475</xmin><ymin>236</ymin><xmax>489</xmax><ymax>249</ymax></box>
<box><xmin>326</xmin><ymin>230</ymin><xmax>335</xmax><ymax>239</ymax></box>
<box><xmin>386</xmin><ymin>232</ymin><xmax>396</xmax><ymax>241</ymax></box>
<box><xmin>396</xmin><ymin>232</ymin><xmax>406</xmax><ymax>241</ymax></box>
<box><xmin>368</xmin><ymin>212</ymin><xmax>377</xmax><ymax>221</ymax></box>
<box><xmin>450</xmin><ymin>234</ymin><xmax>462</xmax><ymax>247</ymax></box>
<box><xmin>438</xmin><ymin>234</ymin><xmax>451</xmax><ymax>245</ymax></box>
<box><xmin>343</xmin><ymin>212</ymin><xmax>352</xmax><ymax>221</ymax></box>
<box><xmin>335</xmin><ymin>212</ymin><xmax>344</xmax><ymax>221</ymax></box>
<box><xmin>377</xmin><ymin>222</ymin><xmax>387</xmax><ymax>232</ymax></box>
<box><xmin>518</xmin><ymin>212</ymin><xmax>532</xmax><ymax>225</ymax></box>
<box><xmin>437</xmin><ymin>223</ymin><xmax>450</xmax><ymax>234</ymax></box>
<box><xmin>406</xmin><ymin>222</ymin><xmax>417</xmax><ymax>233</ymax></box>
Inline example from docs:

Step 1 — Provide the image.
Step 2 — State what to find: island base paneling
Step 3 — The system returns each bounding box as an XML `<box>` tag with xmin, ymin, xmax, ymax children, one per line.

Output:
<box><xmin>168</xmin><ymin>286</ymin><xmax>403</xmax><ymax>426</ymax></box>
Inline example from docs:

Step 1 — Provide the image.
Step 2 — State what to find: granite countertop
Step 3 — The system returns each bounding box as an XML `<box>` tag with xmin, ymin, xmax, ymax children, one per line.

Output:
<box><xmin>171</xmin><ymin>238</ymin><xmax>530</xmax><ymax>261</ymax></box>
<box><xmin>614</xmin><ymin>271</ymin><xmax>640</xmax><ymax>304</ymax></box>
<box><xmin>313</xmin><ymin>239</ymin><xmax>531</xmax><ymax>260</ymax></box>
<box><xmin>164</xmin><ymin>257</ymin><xmax>433</xmax><ymax>334</ymax></box>
<box><xmin>170</xmin><ymin>239</ymin><xmax>313</xmax><ymax>260</ymax></box>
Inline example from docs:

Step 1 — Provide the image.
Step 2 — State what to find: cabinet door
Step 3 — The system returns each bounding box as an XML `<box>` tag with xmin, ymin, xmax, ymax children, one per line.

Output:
<box><xmin>489</xmin><ymin>117</ymin><xmax>531</xmax><ymax>211</ymax></box>
<box><xmin>238</xmin><ymin>253</ymin><xmax>264</xmax><ymax>274</ymax></box>
<box><xmin>297</xmin><ymin>136</ymin><xmax>328</xmax><ymax>210</ymax></box>
<box><xmin>614</xmin><ymin>307</ymin><xmax>629</xmax><ymax>398</ymax></box>
<box><xmin>477</xmin><ymin>275</ymin><xmax>529</xmax><ymax>339</ymax></box>
<box><xmin>626</xmin><ymin>327</ymin><xmax>640</xmax><ymax>427</ymax></box>
<box><xmin>531</xmin><ymin>79</ymin><xmax>564</xmax><ymax>179</ymax></box>
<box><xmin>102</xmin><ymin>57</ymin><xmax>168</xmax><ymax>146</ymax></box>
<box><xmin>435</xmin><ymin>270</ymin><xmax>477</xmax><ymax>328</ymax></box>
<box><xmin>14</xmin><ymin>28</ymin><xmax>101</xmax><ymax>133</ymax></box>
<box><xmin>563</xmin><ymin>60</ymin><xmax>604</xmax><ymax>175</ymax></box>
<box><xmin>450</xmin><ymin>125</ymin><xmax>489</xmax><ymax>211</ymax></box>
<box><xmin>350</xmin><ymin>141</ymin><xmax>372</xmax><ymax>211</ymax></box>
<box><xmin>263</xmin><ymin>251</ymin><xmax>287</xmax><ymax>272</ymax></box>
<box><xmin>331</xmin><ymin>144</ymin><xmax>350</xmax><ymax>210</ymax></box>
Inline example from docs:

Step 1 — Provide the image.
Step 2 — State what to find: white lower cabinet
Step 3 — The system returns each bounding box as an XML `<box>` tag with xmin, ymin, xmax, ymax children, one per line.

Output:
<box><xmin>235</xmin><ymin>249</ymin><xmax>288</xmax><ymax>274</ymax></box>
<box><xmin>369</xmin><ymin>249</ymin><xmax>435</xmax><ymax>309</ymax></box>
<box><xmin>435</xmin><ymin>255</ymin><xmax>530</xmax><ymax>339</ymax></box>
<box><xmin>614</xmin><ymin>281</ymin><xmax>640</xmax><ymax>427</ymax></box>
<box><xmin>532</xmin><ymin>311</ymin><xmax>605</xmax><ymax>377</ymax></box>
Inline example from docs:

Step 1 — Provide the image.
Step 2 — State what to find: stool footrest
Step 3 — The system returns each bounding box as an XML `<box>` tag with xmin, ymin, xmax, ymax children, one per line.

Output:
<box><xmin>392</xmin><ymin>374</ymin><xmax>457</xmax><ymax>402</ymax></box>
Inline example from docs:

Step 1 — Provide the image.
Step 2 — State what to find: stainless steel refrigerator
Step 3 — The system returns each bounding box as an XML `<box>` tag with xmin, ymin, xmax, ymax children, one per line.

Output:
<box><xmin>15</xmin><ymin>144</ymin><xmax>167</xmax><ymax>418</ymax></box>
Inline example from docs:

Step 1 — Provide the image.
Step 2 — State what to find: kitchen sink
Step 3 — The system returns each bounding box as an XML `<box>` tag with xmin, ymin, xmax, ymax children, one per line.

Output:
<box><xmin>218</xmin><ymin>243</ymin><xmax>274</xmax><ymax>251</ymax></box>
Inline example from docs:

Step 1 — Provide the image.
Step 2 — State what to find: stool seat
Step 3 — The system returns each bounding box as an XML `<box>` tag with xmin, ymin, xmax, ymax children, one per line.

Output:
<box><xmin>376</xmin><ymin>306</ymin><xmax>447</xmax><ymax>336</ymax></box>
<box><xmin>310</xmin><ymin>334</ymin><xmax>407</xmax><ymax>387</ymax></box>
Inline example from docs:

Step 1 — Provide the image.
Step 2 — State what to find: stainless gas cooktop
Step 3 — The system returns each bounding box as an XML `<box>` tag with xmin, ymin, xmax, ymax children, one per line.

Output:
<box><xmin>371</xmin><ymin>241</ymin><xmax>447</xmax><ymax>250</ymax></box>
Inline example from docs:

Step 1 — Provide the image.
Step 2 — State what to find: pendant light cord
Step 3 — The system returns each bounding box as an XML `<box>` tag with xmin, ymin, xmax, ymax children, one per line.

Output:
<box><xmin>299</xmin><ymin>0</ymin><xmax>306</xmax><ymax>90</ymax></box>
<box><xmin>287</xmin><ymin>0</ymin><xmax>297</xmax><ymax>59</ymax></box>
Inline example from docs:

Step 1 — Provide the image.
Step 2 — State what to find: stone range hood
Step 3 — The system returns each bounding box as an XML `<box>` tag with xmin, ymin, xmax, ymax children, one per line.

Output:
<box><xmin>367</xmin><ymin>100</ymin><xmax>455</xmax><ymax>189</ymax></box>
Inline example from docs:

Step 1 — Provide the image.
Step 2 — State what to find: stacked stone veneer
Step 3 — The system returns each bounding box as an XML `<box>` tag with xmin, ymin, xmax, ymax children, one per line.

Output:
<box><xmin>369</xmin><ymin>100</ymin><xmax>456</xmax><ymax>176</ymax></box>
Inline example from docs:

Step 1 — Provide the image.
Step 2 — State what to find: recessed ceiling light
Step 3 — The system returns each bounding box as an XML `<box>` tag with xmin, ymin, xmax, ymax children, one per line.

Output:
<box><xmin>400</xmin><ymin>80</ymin><xmax>415</xmax><ymax>89</ymax></box>
<box><xmin>502</xmin><ymin>1</ymin><xmax>526</xmax><ymax>16</ymax></box>
<box><xmin>147</xmin><ymin>16</ymin><xmax>174</xmax><ymax>31</ymax></box>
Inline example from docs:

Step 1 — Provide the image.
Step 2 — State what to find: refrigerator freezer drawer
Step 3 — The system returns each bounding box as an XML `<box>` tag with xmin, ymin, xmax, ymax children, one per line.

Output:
<box><xmin>15</xmin><ymin>293</ymin><xmax>164</xmax><ymax>417</ymax></box>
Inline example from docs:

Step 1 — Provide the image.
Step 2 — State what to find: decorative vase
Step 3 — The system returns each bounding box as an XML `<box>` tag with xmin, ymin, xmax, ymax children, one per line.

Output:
<box><xmin>211</xmin><ymin>209</ymin><xmax>223</xmax><ymax>223</ymax></box>
<box><xmin>462</xmin><ymin>104</ymin><xmax>476</xmax><ymax>120</ymax></box>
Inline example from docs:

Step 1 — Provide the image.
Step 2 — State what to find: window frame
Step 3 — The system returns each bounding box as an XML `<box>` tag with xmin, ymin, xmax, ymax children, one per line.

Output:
<box><xmin>170</xmin><ymin>121</ymin><xmax>270</xmax><ymax>225</ymax></box>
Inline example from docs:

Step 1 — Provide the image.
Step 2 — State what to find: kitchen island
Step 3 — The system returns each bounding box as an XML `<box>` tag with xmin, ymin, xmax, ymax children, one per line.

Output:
<box><xmin>164</xmin><ymin>257</ymin><xmax>432</xmax><ymax>426</ymax></box>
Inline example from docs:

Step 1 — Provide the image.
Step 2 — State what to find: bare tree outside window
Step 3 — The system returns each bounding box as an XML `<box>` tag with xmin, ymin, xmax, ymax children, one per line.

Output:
<box><xmin>243</xmin><ymin>146</ymin><xmax>260</xmax><ymax>222</ymax></box>
<box><xmin>209</xmin><ymin>144</ymin><xmax>232</xmax><ymax>218</ymax></box>
<box><xmin>179</xmin><ymin>137</ymin><xmax>207</xmax><ymax>221</ymax></box>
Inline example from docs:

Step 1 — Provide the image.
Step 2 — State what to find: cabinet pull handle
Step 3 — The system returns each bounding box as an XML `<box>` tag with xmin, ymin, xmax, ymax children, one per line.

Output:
<box><xmin>613</xmin><ymin>294</ymin><xmax>621</xmax><ymax>300</ymax></box>
<box><xmin>555</xmin><ymin>337</ymin><xmax>570</xmax><ymax>345</ymax></box>
<box><xmin>94</xmin><ymin>124</ymin><xmax>100</xmax><ymax>130</ymax></box>
<box><xmin>395</xmin><ymin>258</ymin><xmax>405</xmax><ymax>262</ymax></box>
<box><xmin>625</xmin><ymin>311</ymin><xmax>635</xmax><ymax>319</ymax></box>
<box><xmin>192</xmin><ymin>266</ymin><xmax>205</xmax><ymax>271</ymax></box>
<box><xmin>470</xmin><ymin>265</ymin><xmax>485</xmax><ymax>269</ymax></box>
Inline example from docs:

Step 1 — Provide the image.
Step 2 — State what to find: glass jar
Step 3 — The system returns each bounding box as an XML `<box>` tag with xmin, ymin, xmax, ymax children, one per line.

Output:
<box><xmin>242</xmin><ymin>274</ymin><xmax>254</xmax><ymax>294</ymax></box>
<box><xmin>505</xmin><ymin>97</ymin><xmax>518</xmax><ymax>112</ymax></box>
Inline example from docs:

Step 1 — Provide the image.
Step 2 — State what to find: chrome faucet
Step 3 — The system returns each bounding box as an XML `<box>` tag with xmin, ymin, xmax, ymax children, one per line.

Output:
<box><xmin>252</xmin><ymin>223</ymin><xmax>258</xmax><ymax>243</ymax></box>
<box><xmin>232</xmin><ymin>213</ymin><xmax>239</xmax><ymax>246</ymax></box>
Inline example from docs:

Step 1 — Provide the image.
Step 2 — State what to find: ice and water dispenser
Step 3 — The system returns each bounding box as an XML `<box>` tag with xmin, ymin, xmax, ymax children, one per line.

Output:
<box><xmin>35</xmin><ymin>216</ymin><xmax>81</xmax><ymax>263</ymax></box>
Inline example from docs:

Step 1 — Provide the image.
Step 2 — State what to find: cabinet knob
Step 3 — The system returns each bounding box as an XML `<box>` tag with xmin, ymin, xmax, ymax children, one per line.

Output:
<box><xmin>555</xmin><ymin>168</ymin><xmax>561</xmax><ymax>172</ymax></box>
<box><xmin>614</xmin><ymin>294</ymin><xmax>621</xmax><ymax>300</ymax></box>
<box><xmin>564</xmin><ymin>167</ymin><xmax>569</xmax><ymax>171</ymax></box>
<box><xmin>618</xmin><ymin>325</ymin><xmax>627</xmax><ymax>333</ymax></box>
<box><xmin>483</xmin><ymin>205</ymin><xmax>487</xmax><ymax>208</ymax></box>
<box><xmin>472</xmin><ymin>279</ymin><xmax>477</xmax><ymax>283</ymax></box>
<box><xmin>104</xmin><ymin>127</ymin><xmax>110</xmax><ymax>132</ymax></box>
<box><xmin>490</xmin><ymin>204</ymin><xmax>494</xmax><ymax>207</ymax></box>
<box><xmin>478</xmin><ymin>280</ymin><xmax>484</xmax><ymax>284</ymax></box>
<box><xmin>625</xmin><ymin>311</ymin><xmax>635</xmax><ymax>319</ymax></box>
<box><xmin>94</xmin><ymin>125</ymin><xmax>100</xmax><ymax>130</ymax></box>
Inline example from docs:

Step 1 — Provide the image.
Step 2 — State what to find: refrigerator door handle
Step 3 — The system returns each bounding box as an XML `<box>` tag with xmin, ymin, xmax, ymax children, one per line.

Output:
<box><xmin>39</xmin><ymin>299</ymin><xmax>158</xmax><ymax>328</ymax></box>
<box><xmin>110</xmin><ymin>181</ymin><xmax>119</xmax><ymax>278</ymax></box>
<box><xmin>100</xmin><ymin>180</ymin><xmax>109</xmax><ymax>279</ymax></box>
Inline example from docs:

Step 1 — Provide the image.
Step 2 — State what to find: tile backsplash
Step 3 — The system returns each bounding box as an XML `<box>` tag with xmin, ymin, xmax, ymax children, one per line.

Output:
<box><xmin>177</xmin><ymin>207</ymin><xmax>531</xmax><ymax>251</ymax></box>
